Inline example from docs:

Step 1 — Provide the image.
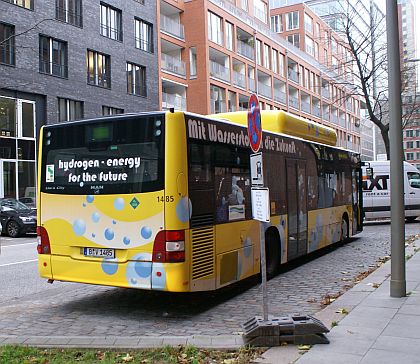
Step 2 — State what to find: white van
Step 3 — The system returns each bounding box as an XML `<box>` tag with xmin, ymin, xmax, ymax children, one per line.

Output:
<box><xmin>362</xmin><ymin>161</ymin><xmax>420</xmax><ymax>221</ymax></box>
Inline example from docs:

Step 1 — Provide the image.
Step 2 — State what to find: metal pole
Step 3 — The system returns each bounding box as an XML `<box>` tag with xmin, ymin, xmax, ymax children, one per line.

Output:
<box><xmin>386</xmin><ymin>0</ymin><xmax>406</xmax><ymax>298</ymax></box>
<box><xmin>260</xmin><ymin>222</ymin><xmax>268</xmax><ymax>320</ymax></box>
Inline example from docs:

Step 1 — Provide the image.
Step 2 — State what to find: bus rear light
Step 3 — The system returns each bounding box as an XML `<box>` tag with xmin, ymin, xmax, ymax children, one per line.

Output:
<box><xmin>37</xmin><ymin>226</ymin><xmax>51</xmax><ymax>255</ymax></box>
<box><xmin>152</xmin><ymin>230</ymin><xmax>185</xmax><ymax>263</ymax></box>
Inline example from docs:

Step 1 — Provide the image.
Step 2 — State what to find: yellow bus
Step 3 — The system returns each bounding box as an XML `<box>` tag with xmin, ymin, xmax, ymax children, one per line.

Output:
<box><xmin>37</xmin><ymin>110</ymin><xmax>363</xmax><ymax>292</ymax></box>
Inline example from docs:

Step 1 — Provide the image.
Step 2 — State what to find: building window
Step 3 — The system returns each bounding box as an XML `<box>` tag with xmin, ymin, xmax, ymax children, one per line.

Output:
<box><xmin>406</xmin><ymin>152</ymin><xmax>414</xmax><ymax>160</ymax></box>
<box><xmin>58</xmin><ymin>97</ymin><xmax>83</xmax><ymax>122</ymax></box>
<box><xmin>287</xmin><ymin>34</ymin><xmax>300</xmax><ymax>48</ymax></box>
<box><xmin>263</xmin><ymin>44</ymin><xmax>270</xmax><ymax>69</ymax></box>
<box><xmin>56</xmin><ymin>0</ymin><xmax>82</xmax><ymax>27</ymax></box>
<box><xmin>2</xmin><ymin>0</ymin><xmax>33</xmax><ymax>10</ymax></box>
<box><xmin>208</xmin><ymin>11</ymin><xmax>223</xmax><ymax>46</ymax></box>
<box><xmin>406</xmin><ymin>129</ymin><xmax>414</xmax><ymax>137</ymax></box>
<box><xmin>304</xmin><ymin>13</ymin><xmax>312</xmax><ymax>33</ymax></box>
<box><xmin>225</xmin><ymin>22</ymin><xmax>234</xmax><ymax>51</ymax></box>
<box><xmin>270</xmin><ymin>15</ymin><xmax>282</xmax><ymax>33</ymax></box>
<box><xmin>305</xmin><ymin>36</ymin><xmax>314</xmax><ymax>56</ymax></box>
<box><xmin>100</xmin><ymin>3</ymin><xmax>122</xmax><ymax>41</ymax></box>
<box><xmin>190</xmin><ymin>47</ymin><xmax>197</xmax><ymax>78</ymax></box>
<box><xmin>286</xmin><ymin>11</ymin><xmax>299</xmax><ymax>31</ymax></box>
<box><xmin>102</xmin><ymin>106</ymin><xmax>123</xmax><ymax>115</ymax></box>
<box><xmin>253</xmin><ymin>0</ymin><xmax>267</xmax><ymax>23</ymax></box>
<box><xmin>256</xmin><ymin>39</ymin><xmax>262</xmax><ymax>66</ymax></box>
<box><xmin>126</xmin><ymin>62</ymin><xmax>146</xmax><ymax>97</ymax></box>
<box><xmin>406</xmin><ymin>141</ymin><xmax>414</xmax><ymax>149</ymax></box>
<box><xmin>39</xmin><ymin>35</ymin><xmax>68</xmax><ymax>78</ymax></box>
<box><xmin>87</xmin><ymin>50</ymin><xmax>111</xmax><ymax>88</ymax></box>
<box><xmin>135</xmin><ymin>18</ymin><xmax>153</xmax><ymax>53</ymax></box>
<box><xmin>271</xmin><ymin>49</ymin><xmax>278</xmax><ymax>74</ymax></box>
<box><xmin>0</xmin><ymin>22</ymin><xmax>15</xmax><ymax>66</ymax></box>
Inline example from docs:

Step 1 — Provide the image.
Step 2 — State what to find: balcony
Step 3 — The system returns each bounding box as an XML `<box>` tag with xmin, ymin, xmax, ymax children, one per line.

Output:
<box><xmin>258</xmin><ymin>82</ymin><xmax>272</xmax><ymax>99</ymax></box>
<box><xmin>288</xmin><ymin>69</ymin><xmax>298</xmax><ymax>83</ymax></box>
<box><xmin>274</xmin><ymin>90</ymin><xmax>286</xmax><ymax>104</ymax></box>
<box><xmin>160</xmin><ymin>14</ymin><xmax>185</xmax><ymax>39</ymax></box>
<box><xmin>237</xmin><ymin>41</ymin><xmax>254</xmax><ymax>60</ymax></box>
<box><xmin>210</xmin><ymin>61</ymin><xmax>230</xmax><ymax>82</ymax></box>
<box><xmin>161</xmin><ymin>53</ymin><xmax>186</xmax><ymax>77</ymax></box>
<box><xmin>162</xmin><ymin>92</ymin><xmax>187</xmax><ymax>111</ymax></box>
<box><xmin>232</xmin><ymin>70</ymin><xmax>246</xmax><ymax>88</ymax></box>
<box><xmin>313</xmin><ymin>106</ymin><xmax>321</xmax><ymax>117</ymax></box>
<box><xmin>210</xmin><ymin>99</ymin><xmax>227</xmax><ymax>114</ymax></box>
<box><xmin>248</xmin><ymin>78</ymin><xmax>256</xmax><ymax>92</ymax></box>
<box><xmin>289</xmin><ymin>96</ymin><xmax>299</xmax><ymax>109</ymax></box>
<box><xmin>301</xmin><ymin>101</ymin><xmax>311</xmax><ymax>114</ymax></box>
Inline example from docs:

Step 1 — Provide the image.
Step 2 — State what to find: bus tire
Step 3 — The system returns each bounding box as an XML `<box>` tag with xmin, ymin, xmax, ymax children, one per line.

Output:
<box><xmin>340</xmin><ymin>214</ymin><xmax>349</xmax><ymax>243</ymax></box>
<box><xmin>265</xmin><ymin>227</ymin><xmax>281</xmax><ymax>278</ymax></box>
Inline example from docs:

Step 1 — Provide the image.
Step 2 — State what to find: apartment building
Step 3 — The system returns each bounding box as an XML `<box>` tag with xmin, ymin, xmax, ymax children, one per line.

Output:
<box><xmin>158</xmin><ymin>0</ymin><xmax>361</xmax><ymax>152</ymax></box>
<box><xmin>0</xmin><ymin>0</ymin><xmax>159</xmax><ymax>199</ymax></box>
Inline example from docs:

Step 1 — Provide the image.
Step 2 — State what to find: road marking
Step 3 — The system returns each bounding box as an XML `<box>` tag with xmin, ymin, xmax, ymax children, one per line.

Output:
<box><xmin>1</xmin><ymin>242</ymin><xmax>37</xmax><ymax>248</ymax></box>
<box><xmin>0</xmin><ymin>259</ymin><xmax>38</xmax><ymax>267</ymax></box>
<box><xmin>0</xmin><ymin>241</ymin><xmax>37</xmax><ymax>248</ymax></box>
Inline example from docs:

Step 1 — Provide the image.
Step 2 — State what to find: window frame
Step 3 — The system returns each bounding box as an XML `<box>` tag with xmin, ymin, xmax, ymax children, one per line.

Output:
<box><xmin>39</xmin><ymin>35</ymin><xmax>68</xmax><ymax>78</ymax></box>
<box><xmin>87</xmin><ymin>49</ymin><xmax>111</xmax><ymax>89</ymax></box>
<box><xmin>100</xmin><ymin>2</ymin><xmax>123</xmax><ymax>42</ymax></box>
<box><xmin>134</xmin><ymin>18</ymin><xmax>153</xmax><ymax>53</ymax></box>
<box><xmin>0</xmin><ymin>22</ymin><xmax>15</xmax><ymax>66</ymax></box>
<box><xmin>126</xmin><ymin>61</ymin><xmax>147</xmax><ymax>97</ymax></box>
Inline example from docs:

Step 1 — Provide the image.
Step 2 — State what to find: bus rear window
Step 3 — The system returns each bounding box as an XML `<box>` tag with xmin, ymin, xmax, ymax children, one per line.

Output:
<box><xmin>41</xmin><ymin>115</ymin><xmax>164</xmax><ymax>195</ymax></box>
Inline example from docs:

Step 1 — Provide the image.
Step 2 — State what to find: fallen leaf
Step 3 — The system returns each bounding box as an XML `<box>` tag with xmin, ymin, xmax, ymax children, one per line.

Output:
<box><xmin>297</xmin><ymin>345</ymin><xmax>311</xmax><ymax>350</ymax></box>
<box><xmin>122</xmin><ymin>353</ymin><xmax>134</xmax><ymax>363</ymax></box>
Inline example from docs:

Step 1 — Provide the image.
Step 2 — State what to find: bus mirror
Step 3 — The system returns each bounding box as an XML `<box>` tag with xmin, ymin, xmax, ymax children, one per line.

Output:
<box><xmin>366</xmin><ymin>167</ymin><xmax>373</xmax><ymax>179</ymax></box>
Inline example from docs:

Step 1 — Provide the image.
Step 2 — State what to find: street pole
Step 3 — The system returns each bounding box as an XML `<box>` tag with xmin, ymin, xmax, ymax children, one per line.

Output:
<box><xmin>386</xmin><ymin>0</ymin><xmax>406</xmax><ymax>298</ymax></box>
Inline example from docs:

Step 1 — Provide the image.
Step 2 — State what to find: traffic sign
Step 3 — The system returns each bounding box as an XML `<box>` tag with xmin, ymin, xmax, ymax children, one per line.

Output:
<box><xmin>247</xmin><ymin>94</ymin><xmax>262</xmax><ymax>153</ymax></box>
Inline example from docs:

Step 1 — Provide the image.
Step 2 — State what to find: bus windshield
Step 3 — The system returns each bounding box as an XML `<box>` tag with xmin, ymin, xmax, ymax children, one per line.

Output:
<box><xmin>40</xmin><ymin>114</ymin><xmax>165</xmax><ymax>195</ymax></box>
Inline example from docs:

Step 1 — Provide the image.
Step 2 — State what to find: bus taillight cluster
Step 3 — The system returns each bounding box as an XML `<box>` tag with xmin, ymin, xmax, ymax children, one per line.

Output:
<box><xmin>153</xmin><ymin>230</ymin><xmax>185</xmax><ymax>263</ymax></box>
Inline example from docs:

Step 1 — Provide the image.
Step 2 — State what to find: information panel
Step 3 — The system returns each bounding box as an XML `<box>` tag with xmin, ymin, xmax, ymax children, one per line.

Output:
<box><xmin>251</xmin><ymin>187</ymin><xmax>270</xmax><ymax>222</ymax></box>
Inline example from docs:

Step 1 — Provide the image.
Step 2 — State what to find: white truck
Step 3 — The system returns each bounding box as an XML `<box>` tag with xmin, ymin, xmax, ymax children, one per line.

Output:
<box><xmin>362</xmin><ymin>161</ymin><xmax>420</xmax><ymax>221</ymax></box>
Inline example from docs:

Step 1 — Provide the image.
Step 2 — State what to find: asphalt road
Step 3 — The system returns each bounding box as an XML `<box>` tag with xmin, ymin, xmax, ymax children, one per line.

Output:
<box><xmin>0</xmin><ymin>220</ymin><xmax>418</xmax><ymax>337</ymax></box>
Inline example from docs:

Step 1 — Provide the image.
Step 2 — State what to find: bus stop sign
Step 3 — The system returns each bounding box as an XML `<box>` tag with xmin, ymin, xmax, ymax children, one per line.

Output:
<box><xmin>247</xmin><ymin>94</ymin><xmax>262</xmax><ymax>153</ymax></box>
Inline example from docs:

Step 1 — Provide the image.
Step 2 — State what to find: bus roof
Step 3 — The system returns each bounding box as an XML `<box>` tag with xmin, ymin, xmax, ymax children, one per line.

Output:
<box><xmin>210</xmin><ymin>110</ymin><xmax>337</xmax><ymax>147</ymax></box>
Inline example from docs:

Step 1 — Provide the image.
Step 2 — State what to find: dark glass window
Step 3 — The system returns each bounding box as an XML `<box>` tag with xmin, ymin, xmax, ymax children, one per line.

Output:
<box><xmin>39</xmin><ymin>35</ymin><xmax>68</xmax><ymax>78</ymax></box>
<box><xmin>87</xmin><ymin>50</ymin><xmax>111</xmax><ymax>88</ymax></box>
<box><xmin>102</xmin><ymin>106</ymin><xmax>123</xmax><ymax>115</ymax></box>
<box><xmin>1</xmin><ymin>0</ymin><xmax>33</xmax><ymax>10</ymax></box>
<box><xmin>56</xmin><ymin>0</ymin><xmax>83</xmax><ymax>27</ymax></box>
<box><xmin>0</xmin><ymin>97</ymin><xmax>16</xmax><ymax>136</ymax></box>
<box><xmin>41</xmin><ymin>115</ymin><xmax>165</xmax><ymax>195</ymax></box>
<box><xmin>135</xmin><ymin>18</ymin><xmax>153</xmax><ymax>53</ymax></box>
<box><xmin>17</xmin><ymin>139</ymin><xmax>35</xmax><ymax>160</ymax></box>
<box><xmin>58</xmin><ymin>97</ymin><xmax>84</xmax><ymax>122</ymax></box>
<box><xmin>0</xmin><ymin>22</ymin><xmax>15</xmax><ymax>65</ymax></box>
<box><xmin>100</xmin><ymin>3</ymin><xmax>122</xmax><ymax>41</ymax></box>
<box><xmin>126</xmin><ymin>62</ymin><xmax>146</xmax><ymax>96</ymax></box>
<box><xmin>0</xmin><ymin>137</ymin><xmax>16</xmax><ymax>159</ymax></box>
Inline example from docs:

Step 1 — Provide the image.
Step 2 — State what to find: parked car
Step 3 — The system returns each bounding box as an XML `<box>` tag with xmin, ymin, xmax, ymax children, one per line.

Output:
<box><xmin>0</xmin><ymin>198</ymin><xmax>37</xmax><ymax>238</ymax></box>
<box><xmin>19</xmin><ymin>197</ymin><xmax>36</xmax><ymax>209</ymax></box>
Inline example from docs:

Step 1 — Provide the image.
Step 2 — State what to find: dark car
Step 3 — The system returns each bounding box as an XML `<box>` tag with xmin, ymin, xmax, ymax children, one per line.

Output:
<box><xmin>0</xmin><ymin>198</ymin><xmax>37</xmax><ymax>238</ymax></box>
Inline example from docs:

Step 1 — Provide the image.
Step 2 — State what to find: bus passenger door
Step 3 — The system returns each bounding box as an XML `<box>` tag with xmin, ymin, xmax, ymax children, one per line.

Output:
<box><xmin>286</xmin><ymin>160</ymin><xmax>308</xmax><ymax>261</ymax></box>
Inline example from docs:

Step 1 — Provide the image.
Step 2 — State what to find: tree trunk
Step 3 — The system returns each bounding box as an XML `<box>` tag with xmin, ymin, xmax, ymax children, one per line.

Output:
<box><xmin>381</xmin><ymin>127</ymin><xmax>390</xmax><ymax>160</ymax></box>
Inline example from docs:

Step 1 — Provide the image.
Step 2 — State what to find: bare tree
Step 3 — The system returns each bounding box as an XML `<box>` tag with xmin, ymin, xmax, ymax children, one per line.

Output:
<box><xmin>318</xmin><ymin>0</ymin><xmax>419</xmax><ymax>159</ymax></box>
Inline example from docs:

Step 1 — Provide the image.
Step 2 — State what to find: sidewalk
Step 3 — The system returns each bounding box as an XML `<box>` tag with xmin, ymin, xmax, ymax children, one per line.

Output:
<box><xmin>257</xmin><ymin>240</ymin><xmax>420</xmax><ymax>364</ymax></box>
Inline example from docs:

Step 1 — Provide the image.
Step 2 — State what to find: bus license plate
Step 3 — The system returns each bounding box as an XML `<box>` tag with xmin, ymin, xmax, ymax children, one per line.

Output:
<box><xmin>83</xmin><ymin>247</ymin><xmax>115</xmax><ymax>258</ymax></box>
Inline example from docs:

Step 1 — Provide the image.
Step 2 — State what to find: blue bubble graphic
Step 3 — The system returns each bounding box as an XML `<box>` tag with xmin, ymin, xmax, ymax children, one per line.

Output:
<box><xmin>134</xmin><ymin>261</ymin><xmax>151</xmax><ymax>278</ymax></box>
<box><xmin>176</xmin><ymin>197</ymin><xmax>192</xmax><ymax>223</ymax></box>
<box><xmin>244</xmin><ymin>245</ymin><xmax>252</xmax><ymax>258</ymax></box>
<box><xmin>123</xmin><ymin>237</ymin><xmax>130</xmax><ymax>245</ymax></box>
<box><xmin>86</xmin><ymin>195</ymin><xmax>94</xmax><ymax>203</ymax></box>
<box><xmin>72</xmin><ymin>219</ymin><xmax>86</xmax><ymax>236</ymax></box>
<box><xmin>112</xmin><ymin>220</ymin><xmax>117</xmax><ymax>225</ymax></box>
<box><xmin>82</xmin><ymin>203</ymin><xmax>86</xmax><ymax>207</ymax></box>
<box><xmin>152</xmin><ymin>265</ymin><xmax>167</xmax><ymax>290</ymax></box>
<box><xmin>141</xmin><ymin>226</ymin><xmax>152</xmax><ymax>240</ymax></box>
<box><xmin>92</xmin><ymin>233</ymin><xmax>96</xmax><ymax>238</ymax></box>
<box><xmin>92</xmin><ymin>212</ymin><xmax>101</xmax><ymax>223</ymax></box>
<box><xmin>104</xmin><ymin>228</ymin><xmax>114</xmax><ymax>240</ymax></box>
<box><xmin>114</xmin><ymin>197</ymin><xmax>124</xmax><ymax>211</ymax></box>
<box><xmin>101</xmin><ymin>259</ymin><xmax>118</xmax><ymax>275</ymax></box>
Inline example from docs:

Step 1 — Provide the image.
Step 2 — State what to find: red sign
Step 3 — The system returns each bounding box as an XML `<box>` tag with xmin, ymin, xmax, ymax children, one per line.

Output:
<box><xmin>247</xmin><ymin>94</ymin><xmax>262</xmax><ymax>153</ymax></box>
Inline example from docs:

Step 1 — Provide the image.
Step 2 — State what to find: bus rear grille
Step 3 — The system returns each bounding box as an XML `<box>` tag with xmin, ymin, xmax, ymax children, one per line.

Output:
<box><xmin>190</xmin><ymin>213</ymin><xmax>214</xmax><ymax>228</ymax></box>
<box><xmin>191</xmin><ymin>226</ymin><xmax>215</xmax><ymax>280</ymax></box>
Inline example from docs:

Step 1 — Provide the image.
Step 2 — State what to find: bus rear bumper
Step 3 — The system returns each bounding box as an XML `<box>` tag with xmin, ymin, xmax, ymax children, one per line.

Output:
<box><xmin>47</xmin><ymin>255</ymin><xmax>191</xmax><ymax>292</ymax></box>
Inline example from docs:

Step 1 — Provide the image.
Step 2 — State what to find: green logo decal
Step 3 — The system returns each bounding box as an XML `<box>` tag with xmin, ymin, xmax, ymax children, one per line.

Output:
<box><xmin>130</xmin><ymin>197</ymin><xmax>140</xmax><ymax>209</ymax></box>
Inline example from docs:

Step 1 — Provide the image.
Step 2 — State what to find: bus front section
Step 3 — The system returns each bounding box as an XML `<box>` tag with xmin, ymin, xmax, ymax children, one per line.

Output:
<box><xmin>37</xmin><ymin>112</ymin><xmax>190</xmax><ymax>292</ymax></box>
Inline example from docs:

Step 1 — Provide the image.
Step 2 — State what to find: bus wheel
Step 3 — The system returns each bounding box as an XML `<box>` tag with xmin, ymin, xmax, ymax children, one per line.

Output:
<box><xmin>340</xmin><ymin>215</ymin><xmax>349</xmax><ymax>243</ymax></box>
<box><xmin>7</xmin><ymin>221</ymin><xmax>21</xmax><ymax>238</ymax></box>
<box><xmin>265</xmin><ymin>228</ymin><xmax>281</xmax><ymax>278</ymax></box>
